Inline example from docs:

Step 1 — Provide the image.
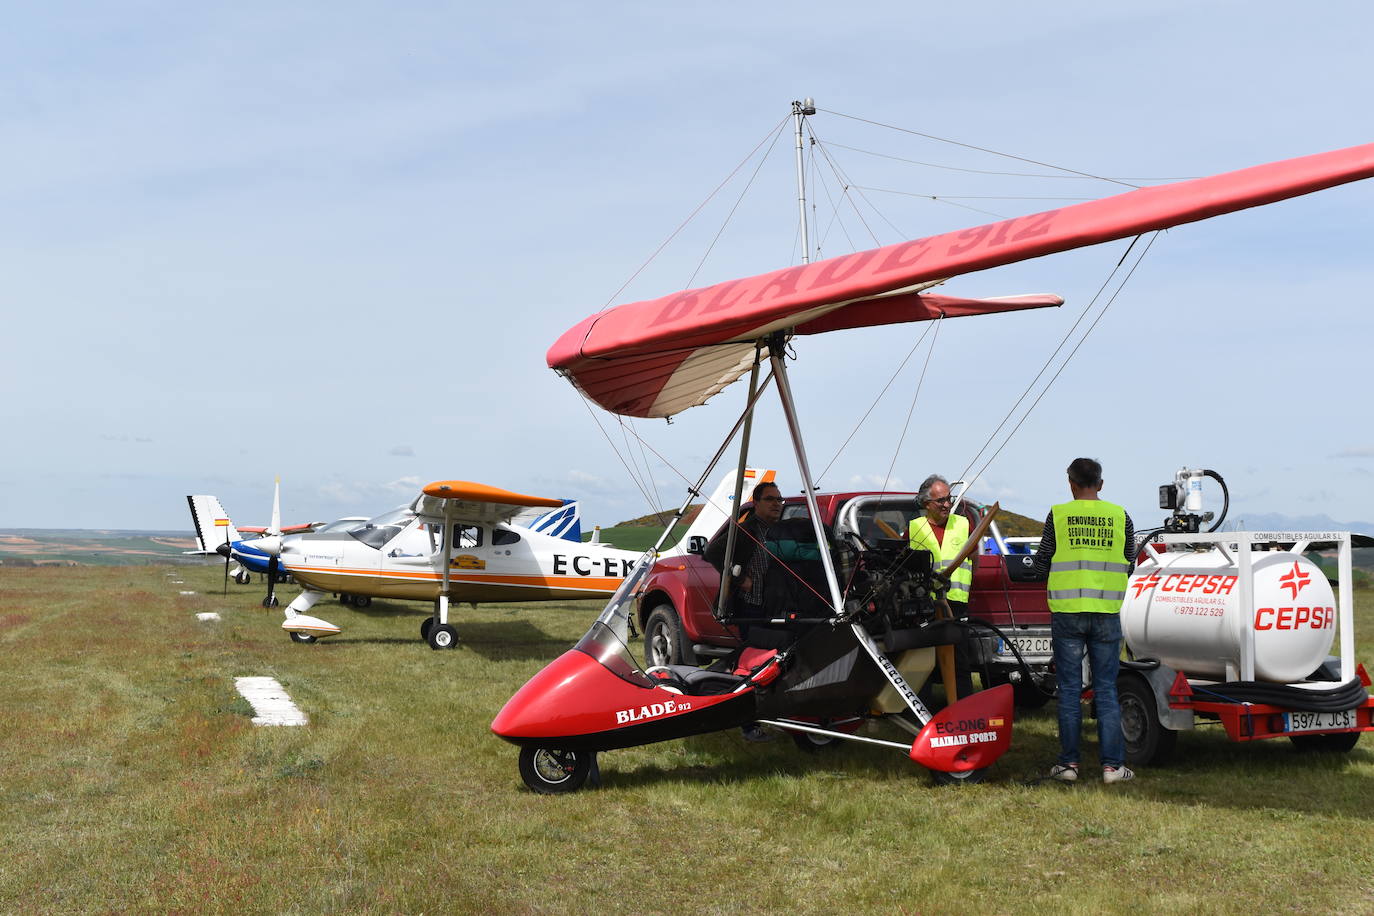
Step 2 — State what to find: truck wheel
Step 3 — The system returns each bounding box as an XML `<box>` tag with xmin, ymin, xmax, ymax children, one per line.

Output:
<box><xmin>1119</xmin><ymin>676</ymin><xmax>1176</xmax><ymax>766</ymax></box>
<box><xmin>1289</xmin><ymin>732</ymin><xmax>1361</xmax><ymax>753</ymax></box>
<box><xmin>644</xmin><ymin>604</ymin><xmax>693</xmax><ymax>667</ymax></box>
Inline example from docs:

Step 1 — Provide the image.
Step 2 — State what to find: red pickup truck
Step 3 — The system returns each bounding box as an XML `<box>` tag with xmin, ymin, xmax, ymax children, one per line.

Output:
<box><xmin>636</xmin><ymin>489</ymin><xmax>1055</xmax><ymax>706</ymax></box>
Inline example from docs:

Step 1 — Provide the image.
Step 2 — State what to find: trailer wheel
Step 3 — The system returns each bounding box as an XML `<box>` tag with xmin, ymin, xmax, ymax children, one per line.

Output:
<box><xmin>644</xmin><ymin>604</ymin><xmax>693</xmax><ymax>667</ymax></box>
<box><xmin>931</xmin><ymin>766</ymin><xmax>990</xmax><ymax>785</ymax></box>
<box><xmin>1289</xmin><ymin>732</ymin><xmax>1361</xmax><ymax>753</ymax></box>
<box><xmin>1119</xmin><ymin>676</ymin><xmax>1176</xmax><ymax>766</ymax></box>
<box><xmin>519</xmin><ymin>747</ymin><xmax>595</xmax><ymax>794</ymax></box>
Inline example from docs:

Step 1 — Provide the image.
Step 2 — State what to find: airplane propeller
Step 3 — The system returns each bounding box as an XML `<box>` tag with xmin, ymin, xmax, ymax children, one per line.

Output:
<box><xmin>218</xmin><ymin>526</ymin><xmax>233</xmax><ymax>595</ymax></box>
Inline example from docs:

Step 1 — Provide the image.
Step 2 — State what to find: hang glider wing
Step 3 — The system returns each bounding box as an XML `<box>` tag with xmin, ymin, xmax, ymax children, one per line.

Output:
<box><xmin>549</xmin><ymin>142</ymin><xmax>1374</xmax><ymax>418</ymax></box>
<box><xmin>410</xmin><ymin>480</ymin><xmax>565</xmax><ymax>527</ymax></box>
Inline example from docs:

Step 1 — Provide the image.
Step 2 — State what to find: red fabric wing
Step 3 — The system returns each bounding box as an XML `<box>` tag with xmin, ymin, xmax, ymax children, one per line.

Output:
<box><xmin>552</xmin><ymin>142</ymin><xmax>1374</xmax><ymax>418</ymax></box>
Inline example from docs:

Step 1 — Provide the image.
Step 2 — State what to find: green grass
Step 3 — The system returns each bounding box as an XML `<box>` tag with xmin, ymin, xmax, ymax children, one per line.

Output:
<box><xmin>2</xmin><ymin>565</ymin><xmax>1372</xmax><ymax>914</ymax></box>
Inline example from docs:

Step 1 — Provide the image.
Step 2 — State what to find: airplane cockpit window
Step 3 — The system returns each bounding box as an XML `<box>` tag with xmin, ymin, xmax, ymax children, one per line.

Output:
<box><xmin>347</xmin><ymin>507</ymin><xmax>415</xmax><ymax>551</ymax></box>
<box><xmin>492</xmin><ymin>528</ymin><xmax>521</xmax><ymax>546</ymax></box>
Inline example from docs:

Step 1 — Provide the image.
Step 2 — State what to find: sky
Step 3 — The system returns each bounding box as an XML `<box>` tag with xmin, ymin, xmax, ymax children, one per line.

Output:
<box><xmin>3</xmin><ymin>0</ymin><xmax>1373</xmax><ymax>534</ymax></box>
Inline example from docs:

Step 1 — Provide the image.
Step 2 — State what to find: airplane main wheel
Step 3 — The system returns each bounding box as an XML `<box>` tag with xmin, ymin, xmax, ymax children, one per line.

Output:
<box><xmin>353</xmin><ymin>596</ymin><xmax>372</xmax><ymax>608</ymax></box>
<box><xmin>339</xmin><ymin>594</ymin><xmax>354</xmax><ymax>606</ymax></box>
<box><xmin>519</xmin><ymin>747</ymin><xmax>595</xmax><ymax>794</ymax></box>
<box><xmin>420</xmin><ymin>617</ymin><xmax>435</xmax><ymax>641</ymax></box>
<box><xmin>931</xmin><ymin>766</ymin><xmax>990</xmax><ymax>786</ymax></box>
<box><xmin>234</xmin><ymin>570</ymin><xmax>252</xmax><ymax>585</ymax></box>
<box><xmin>262</xmin><ymin>595</ymin><xmax>280</xmax><ymax>608</ymax></box>
<box><xmin>289</xmin><ymin>632</ymin><xmax>317</xmax><ymax>644</ymax></box>
<box><xmin>428</xmin><ymin>623</ymin><xmax>458</xmax><ymax>650</ymax></box>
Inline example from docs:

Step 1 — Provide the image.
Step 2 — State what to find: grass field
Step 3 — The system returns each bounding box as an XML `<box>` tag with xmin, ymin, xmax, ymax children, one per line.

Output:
<box><xmin>2</xmin><ymin>564</ymin><xmax>1372</xmax><ymax>914</ymax></box>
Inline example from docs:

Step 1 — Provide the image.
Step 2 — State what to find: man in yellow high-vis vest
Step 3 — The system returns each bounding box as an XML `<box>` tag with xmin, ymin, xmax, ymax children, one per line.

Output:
<box><xmin>1031</xmin><ymin>458</ymin><xmax>1136</xmax><ymax>784</ymax></box>
<box><xmin>909</xmin><ymin>473</ymin><xmax>975</xmax><ymax>699</ymax></box>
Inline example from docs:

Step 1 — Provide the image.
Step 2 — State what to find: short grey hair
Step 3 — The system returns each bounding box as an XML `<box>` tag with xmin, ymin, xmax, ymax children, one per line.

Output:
<box><xmin>917</xmin><ymin>474</ymin><xmax>949</xmax><ymax>505</ymax></box>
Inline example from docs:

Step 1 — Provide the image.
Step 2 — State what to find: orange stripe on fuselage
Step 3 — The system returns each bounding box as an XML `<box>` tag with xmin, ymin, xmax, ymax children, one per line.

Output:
<box><xmin>285</xmin><ymin>564</ymin><xmax>622</xmax><ymax>592</ymax></box>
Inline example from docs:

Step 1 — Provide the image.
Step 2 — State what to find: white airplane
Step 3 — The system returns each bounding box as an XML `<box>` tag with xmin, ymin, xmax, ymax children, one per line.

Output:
<box><xmin>258</xmin><ymin>480</ymin><xmax>645</xmax><ymax>649</ymax></box>
<box><xmin>185</xmin><ymin>482</ymin><xmax>325</xmax><ymax>598</ymax></box>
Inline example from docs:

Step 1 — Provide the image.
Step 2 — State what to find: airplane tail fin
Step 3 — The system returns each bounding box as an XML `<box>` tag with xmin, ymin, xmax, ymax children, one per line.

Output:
<box><xmin>187</xmin><ymin>495</ymin><xmax>241</xmax><ymax>552</ymax></box>
<box><xmin>525</xmin><ymin>499</ymin><xmax>582</xmax><ymax>543</ymax></box>
<box><xmin>663</xmin><ymin>467</ymin><xmax>777</xmax><ymax>556</ymax></box>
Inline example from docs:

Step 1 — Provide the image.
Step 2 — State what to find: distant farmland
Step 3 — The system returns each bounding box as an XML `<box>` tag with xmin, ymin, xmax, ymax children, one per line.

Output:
<box><xmin>0</xmin><ymin>529</ymin><xmax>204</xmax><ymax>567</ymax></box>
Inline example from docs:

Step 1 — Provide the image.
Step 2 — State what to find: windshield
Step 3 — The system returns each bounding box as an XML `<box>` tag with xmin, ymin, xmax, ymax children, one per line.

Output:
<box><xmin>573</xmin><ymin>551</ymin><xmax>657</xmax><ymax>687</ymax></box>
<box><xmin>347</xmin><ymin>506</ymin><xmax>416</xmax><ymax>550</ymax></box>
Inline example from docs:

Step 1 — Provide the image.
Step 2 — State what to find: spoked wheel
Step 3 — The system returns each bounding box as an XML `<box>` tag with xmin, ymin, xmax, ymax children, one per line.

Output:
<box><xmin>518</xmin><ymin>747</ymin><xmax>596</xmax><ymax>794</ymax></box>
<box><xmin>427</xmin><ymin>623</ymin><xmax>458</xmax><ymax>650</ymax></box>
<box><xmin>791</xmin><ymin>730</ymin><xmax>840</xmax><ymax>753</ymax></box>
<box><xmin>931</xmin><ymin>766</ymin><xmax>990</xmax><ymax>786</ymax></box>
<box><xmin>289</xmin><ymin>632</ymin><xmax>317</xmax><ymax>644</ymax></box>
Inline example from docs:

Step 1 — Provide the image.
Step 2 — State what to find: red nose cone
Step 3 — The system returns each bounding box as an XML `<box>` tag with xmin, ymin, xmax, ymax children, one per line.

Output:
<box><xmin>492</xmin><ymin>648</ymin><xmax>652</xmax><ymax>743</ymax></box>
<box><xmin>909</xmin><ymin>683</ymin><xmax>1014</xmax><ymax>773</ymax></box>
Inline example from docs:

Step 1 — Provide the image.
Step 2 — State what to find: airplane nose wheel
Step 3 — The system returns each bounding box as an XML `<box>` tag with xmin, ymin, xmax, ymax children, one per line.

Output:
<box><xmin>262</xmin><ymin>595</ymin><xmax>280</xmax><ymax>608</ymax></box>
<box><xmin>519</xmin><ymin>747</ymin><xmax>597</xmax><ymax>794</ymax></box>
<box><xmin>427</xmin><ymin>623</ymin><xmax>459</xmax><ymax>650</ymax></box>
<box><xmin>289</xmin><ymin>632</ymin><xmax>318</xmax><ymax>644</ymax></box>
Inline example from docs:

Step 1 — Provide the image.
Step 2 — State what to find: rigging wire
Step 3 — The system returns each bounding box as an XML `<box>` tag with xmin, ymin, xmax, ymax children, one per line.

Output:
<box><xmin>598</xmin><ymin>114</ymin><xmax>790</xmax><ymax>313</ymax></box>
<box><xmin>818</xmin><ymin>108</ymin><xmax>1147</xmax><ymax>190</ymax></box>
<box><xmin>822</xmin><ymin>140</ymin><xmax>1198</xmax><ymax>183</ymax></box>
<box><xmin>956</xmin><ymin>232</ymin><xmax>1162</xmax><ymax>497</ymax></box>
<box><xmin>816</xmin><ymin>317</ymin><xmax>940</xmax><ymax>485</ymax></box>
<box><xmin>685</xmin><ymin>120</ymin><xmax>791</xmax><ymax>288</ymax></box>
<box><xmin>955</xmin><ymin>233</ymin><xmax>1146</xmax><ymax>485</ymax></box>
<box><xmin>853</xmin><ymin>185</ymin><xmax>1098</xmax><ymax>202</ymax></box>
<box><xmin>876</xmin><ymin>315</ymin><xmax>944</xmax><ymax>498</ymax></box>
<box><xmin>575</xmin><ymin>391</ymin><xmax>661</xmax><ymax>515</ymax></box>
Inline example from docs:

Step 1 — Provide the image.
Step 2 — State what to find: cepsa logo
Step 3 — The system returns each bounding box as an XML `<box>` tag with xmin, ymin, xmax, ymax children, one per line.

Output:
<box><xmin>614</xmin><ymin>697</ymin><xmax>692</xmax><ymax>725</ymax></box>
<box><xmin>1255</xmin><ymin>605</ymin><xmax>1333</xmax><ymax>631</ymax></box>
<box><xmin>1130</xmin><ymin>573</ymin><xmax>1237</xmax><ymax>598</ymax></box>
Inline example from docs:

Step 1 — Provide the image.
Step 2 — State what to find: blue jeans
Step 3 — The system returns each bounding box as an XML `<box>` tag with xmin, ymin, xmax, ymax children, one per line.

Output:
<box><xmin>1051</xmin><ymin>612</ymin><xmax>1125</xmax><ymax>768</ymax></box>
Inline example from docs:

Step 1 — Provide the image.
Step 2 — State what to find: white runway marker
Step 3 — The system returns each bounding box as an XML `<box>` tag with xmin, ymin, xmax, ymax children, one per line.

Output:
<box><xmin>179</xmin><ymin>590</ymin><xmax>196</xmax><ymax>595</ymax></box>
<box><xmin>234</xmin><ymin>676</ymin><xmax>308</xmax><ymax>726</ymax></box>
<box><xmin>196</xmin><ymin>612</ymin><xmax>221</xmax><ymax>622</ymax></box>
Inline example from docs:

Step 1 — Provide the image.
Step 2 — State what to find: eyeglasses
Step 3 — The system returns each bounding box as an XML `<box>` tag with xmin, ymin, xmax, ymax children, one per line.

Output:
<box><xmin>927</xmin><ymin>497</ymin><xmax>954</xmax><ymax>506</ymax></box>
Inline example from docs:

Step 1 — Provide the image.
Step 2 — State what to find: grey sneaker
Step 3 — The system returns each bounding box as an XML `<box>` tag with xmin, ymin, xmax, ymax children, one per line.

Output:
<box><xmin>1049</xmin><ymin>763</ymin><xmax>1079</xmax><ymax>782</ymax></box>
<box><xmin>740</xmin><ymin>723</ymin><xmax>775</xmax><ymax>743</ymax></box>
<box><xmin>1103</xmin><ymin>765</ymin><xmax>1135</xmax><ymax>784</ymax></box>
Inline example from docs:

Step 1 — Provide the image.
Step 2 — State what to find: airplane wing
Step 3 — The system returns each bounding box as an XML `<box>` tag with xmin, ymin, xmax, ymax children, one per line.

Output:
<box><xmin>410</xmin><ymin>480</ymin><xmax>565</xmax><ymax>527</ymax></box>
<box><xmin>549</xmin><ymin>142</ymin><xmax>1374</xmax><ymax>418</ymax></box>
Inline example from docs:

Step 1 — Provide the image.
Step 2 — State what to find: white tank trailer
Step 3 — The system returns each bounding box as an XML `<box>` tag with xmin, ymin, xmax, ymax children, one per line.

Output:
<box><xmin>1121</xmin><ymin>549</ymin><xmax>1335</xmax><ymax>683</ymax></box>
<box><xmin>1110</xmin><ymin>468</ymin><xmax>1372</xmax><ymax>768</ymax></box>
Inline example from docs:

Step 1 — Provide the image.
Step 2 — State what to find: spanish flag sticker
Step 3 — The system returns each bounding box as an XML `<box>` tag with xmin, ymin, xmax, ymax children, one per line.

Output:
<box><xmin>214</xmin><ymin>518</ymin><xmax>230</xmax><ymax>527</ymax></box>
<box><xmin>989</xmin><ymin>717</ymin><xmax>1005</xmax><ymax>727</ymax></box>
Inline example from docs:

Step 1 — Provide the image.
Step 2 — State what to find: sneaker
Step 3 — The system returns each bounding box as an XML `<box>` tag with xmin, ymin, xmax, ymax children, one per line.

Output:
<box><xmin>740</xmin><ymin>723</ymin><xmax>775</xmax><ymax>743</ymax></box>
<box><xmin>1049</xmin><ymin>763</ymin><xmax>1079</xmax><ymax>782</ymax></box>
<box><xmin>1103</xmin><ymin>765</ymin><xmax>1135</xmax><ymax>784</ymax></box>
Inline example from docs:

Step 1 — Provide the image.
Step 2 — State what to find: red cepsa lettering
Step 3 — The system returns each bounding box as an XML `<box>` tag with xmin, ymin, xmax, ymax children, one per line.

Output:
<box><xmin>1157</xmin><ymin>574</ymin><xmax>1238</xmax><ymax>595</ymax></box>
<box><xmin>1254</xmin><ymin>606</ymin><xmax>1335</xmax><ymax>631</ymax></box>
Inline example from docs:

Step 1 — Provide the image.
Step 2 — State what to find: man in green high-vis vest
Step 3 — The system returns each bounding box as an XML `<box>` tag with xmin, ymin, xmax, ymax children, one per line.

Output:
<box><xmin>1031</xmin><ymin>458</ymin><xmax>1137</xmax><ymax>784</ymax></box>
<box><xmin>909</xmin><ymin>473</ymin><xmax>975</xmax><ymax>700</ymax></box>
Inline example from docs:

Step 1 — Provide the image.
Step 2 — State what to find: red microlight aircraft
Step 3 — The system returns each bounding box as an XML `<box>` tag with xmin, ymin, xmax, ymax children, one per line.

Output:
<box><xmin>492</xmin><ymin>133</ymin><xmax>1374</xmax><ymax>792</ymax></box>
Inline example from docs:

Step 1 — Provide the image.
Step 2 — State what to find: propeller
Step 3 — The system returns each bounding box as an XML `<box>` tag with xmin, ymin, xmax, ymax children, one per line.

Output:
<box><xmin>218</xmin><ymin>525</ymin><xmax>232</xmax><ymax>595</ymax></box>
